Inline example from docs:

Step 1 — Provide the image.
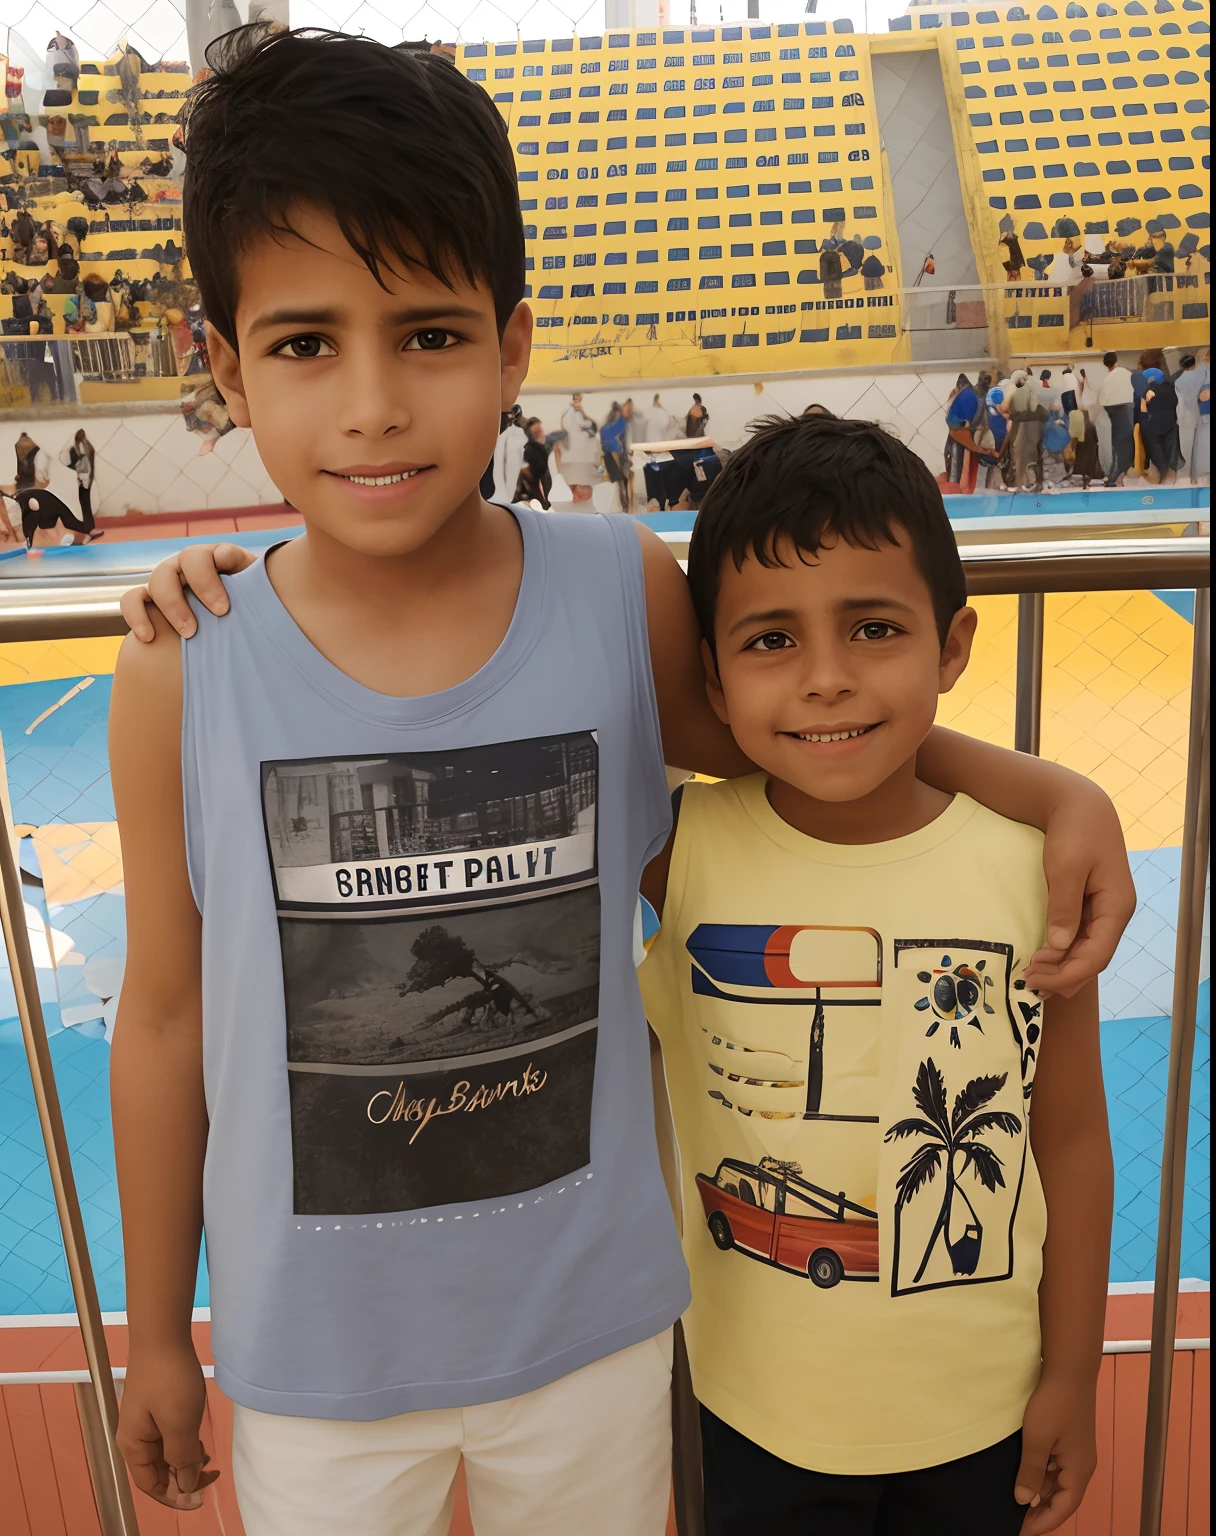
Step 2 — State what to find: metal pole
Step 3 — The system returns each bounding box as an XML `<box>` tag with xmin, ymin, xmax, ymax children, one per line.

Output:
<box><xmin>0</xmin><ymin>805</ymin><xmax>140</xmax><ymax>1535</ymax></box>
<box><xmin>1140</xmin><ymin>586</ymin><xmax>1211</xmax><ymax>1536</ymax></box>
<box><xmin>1014</xmin><ymin>591</ymin><xmax>1044</xmax><ymax>755</ymax></box>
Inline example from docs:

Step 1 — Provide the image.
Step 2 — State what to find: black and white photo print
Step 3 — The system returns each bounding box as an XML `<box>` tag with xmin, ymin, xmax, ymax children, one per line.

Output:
<box><xmin>261</xmin><ymin>734</ymin><xmax>601</xmax><ymax>1215</ymax></box>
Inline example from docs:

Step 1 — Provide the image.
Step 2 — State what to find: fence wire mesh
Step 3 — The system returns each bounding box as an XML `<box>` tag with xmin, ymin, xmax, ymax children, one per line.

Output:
<box><xmin>0</xmin><ymin>0</ymin><xmax>1209</xmax><ymax>1321</ymax></box>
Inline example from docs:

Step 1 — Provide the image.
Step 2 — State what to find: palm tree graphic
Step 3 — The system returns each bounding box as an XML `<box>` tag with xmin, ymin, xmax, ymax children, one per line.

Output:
<box><xmin>885</xmin><ymin>1059</ymin><xmax>1022</xmax><ymax>1284</ymax></box>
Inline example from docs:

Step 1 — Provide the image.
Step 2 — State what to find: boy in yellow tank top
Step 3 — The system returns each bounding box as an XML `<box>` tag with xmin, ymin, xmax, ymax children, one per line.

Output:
<box><xmin>641</xmin><ymin>412</ymin><xmax>1114</xmax><ymax>1536</ymax></box>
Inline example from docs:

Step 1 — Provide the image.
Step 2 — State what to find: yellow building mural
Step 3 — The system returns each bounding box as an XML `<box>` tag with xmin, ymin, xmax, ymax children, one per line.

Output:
<box><xmin>458</xmin><ymin>21</ymin><xmax>905</xmax><ymax>382</ymax></box>
<box><xmin>2</xmin><ymin>5</ymin><xmax>1208</xmax><ymax>399</ymax></box>
<box><xmin>455</xmin><ymin>2</ymin><xmax>1209</xmax><ymax>385</ymax></box>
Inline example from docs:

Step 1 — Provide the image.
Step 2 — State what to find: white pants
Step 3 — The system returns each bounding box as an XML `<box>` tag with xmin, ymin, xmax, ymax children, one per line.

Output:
<box><xmin>1093</xmin><ymin>406</ymin><xmax>1113</xmax><ymax>477</ymax></box>
<box><xmin>231</xmin><ymin>1330</ymin><xmax>674</xmax><ymax>1536</ymax></box>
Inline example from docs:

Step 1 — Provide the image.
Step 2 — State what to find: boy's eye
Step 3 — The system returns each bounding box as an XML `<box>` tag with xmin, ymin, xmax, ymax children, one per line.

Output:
<box><xmin>406</xmin><ymin>328</ymin><xmax>457</xmax><ymax>352</ymax></box>
<box><xmin>856</xmin><ymin>621</ymin><xmax>898</xmax><ymax>641</ymax></box>
<box><xmin>274</xmin><ymin>335</ymin><xmax>334</xmax><ymax>359</ymax></box>
<box><xmin>748</xmin><ymin>631</ymin><xmax>793</xmax><ymax>651</ymax></box>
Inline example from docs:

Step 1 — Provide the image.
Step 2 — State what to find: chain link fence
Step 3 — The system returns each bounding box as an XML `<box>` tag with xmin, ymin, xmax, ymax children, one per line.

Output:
<box><xmin>0</xmin><ymin>0</ymin><xmax>1208</xmax><ymax>1323</ymax></box>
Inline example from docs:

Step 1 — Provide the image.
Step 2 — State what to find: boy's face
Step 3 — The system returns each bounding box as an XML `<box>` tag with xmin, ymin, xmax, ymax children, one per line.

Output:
<box><xmin>206</xmin><ymin>205</ymin><xmax>531</xmax><ymax>557</ymax></box>
<box><xmin>705</xmin><ymin>533</ymin><xmax>975</xmax><ymax>805</ymax></box>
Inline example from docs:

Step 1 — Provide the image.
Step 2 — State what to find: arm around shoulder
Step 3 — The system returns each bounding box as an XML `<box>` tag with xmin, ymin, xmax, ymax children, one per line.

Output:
<box><xmin>634</xmin><ymin>521</ymin><xmax>753</xmax><ymax>779</ymax></box>
<box><xmin>917</xmin><ymin>727</ymin><xmax>1134</xmax><ymax>995</ymax></box>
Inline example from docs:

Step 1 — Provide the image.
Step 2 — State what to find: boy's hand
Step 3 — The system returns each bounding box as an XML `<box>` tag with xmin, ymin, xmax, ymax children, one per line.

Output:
<box><xmin>121</xmin><ymin>543</ymin><xmax>255</xmax><ymax>641</ymax></box>
<box><xmin>1014</xmin><ymin>1376</ymin><xmax>1098</xmax><ymax>1534</ymax></box>
<box><xmin>117</xmin><ymin>1343</ymin><xmax>219</xmax><ymax>1510</ymax></box>
<box><xmin>1023</xmin><ymin>787</ymin><xmax>1135</xmax><ymax>997</ymax></box>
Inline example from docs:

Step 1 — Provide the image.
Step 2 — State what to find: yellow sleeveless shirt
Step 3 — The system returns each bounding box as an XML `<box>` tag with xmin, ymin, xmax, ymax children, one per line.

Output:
<box><xmin>641</xmin><ymin>776</ymin><xmax>1050</xmax><ymax>1474</ymax></box>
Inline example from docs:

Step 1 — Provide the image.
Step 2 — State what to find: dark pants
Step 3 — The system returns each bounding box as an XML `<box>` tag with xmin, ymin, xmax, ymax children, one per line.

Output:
<box><xmin>1143</xmin><ymin>427</ymin><xmax>1177</xmax><ymax>480</ymax></box>
<box><xmin>643</xmin><ymin>448</ymin><xmax>716</xmax><ymax>509</ymax></box>
<box><xmin>17</xmin><ymin>488</ymin><xmax>90</xmax><ymax>546</ymax></box>
<box><xmin>1105</xmin><ymin>402</ymin><xmax>1135</xmax><ymax>484</ymax></box>
<box><xmin>602</xmin><ymin>447</ymin><xmax>629</xmax><ymax>509</ymax></box>
<box><xmin>701</xmin><ymin>1407</ymin><xmax>1026</xmax><ymax>1536</ymax></box>
<box><xmin>76</xmin><ymin>484</ymin><xmax>95</xmax><ymax>531</ymax></box>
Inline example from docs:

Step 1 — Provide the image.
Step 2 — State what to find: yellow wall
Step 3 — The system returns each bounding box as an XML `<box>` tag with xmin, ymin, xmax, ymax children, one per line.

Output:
<box><xmin>5</xmin><ymin>14</ymin><xmax>1207</xmax><ymax>389</ymax></box>
<box><xmin>458</xmin><ymin>22</ymin><xmax>906</xmax><ymax>384</ymax></box>
<box><xmin>926</xmin><ymin>0</ymin><xmax>1210</xmax><ymax>353</ymax></box>
<box><xmin>456</xmin><ymin>3</ymin><xmax>1209</xmax><ymax>383</ymax></box>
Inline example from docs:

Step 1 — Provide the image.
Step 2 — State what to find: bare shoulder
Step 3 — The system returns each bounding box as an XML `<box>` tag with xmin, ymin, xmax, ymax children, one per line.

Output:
<box><xmin>633</xmin><ymin>517</ymin><xmax>687</xmax><ymax>595</ymax></box>
<box><xmin>631</xmin><ymin>516</ymin><xmax>700</xmax><ymax>657</ymax></box>
<box><xmin>111</xmin><ymin>609</ymin><xmax>182</xmax><ymax>754</ymax></box>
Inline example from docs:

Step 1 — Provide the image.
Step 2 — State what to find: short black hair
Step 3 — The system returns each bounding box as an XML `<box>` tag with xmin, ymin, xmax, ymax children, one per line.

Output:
<box><xmin>182</xmin><ymin>27</ymin><xmax>525</xmax><ymax>345</ymax></box>
<box><xmin>1103</xmin><ymin>351</ymin><xmax>1120</xmax><ymax>367</ymax></box>
<box><xmin>687</xmin><ymin>413</ymin><xmax>966</xmax><ymax>650</ymax></box>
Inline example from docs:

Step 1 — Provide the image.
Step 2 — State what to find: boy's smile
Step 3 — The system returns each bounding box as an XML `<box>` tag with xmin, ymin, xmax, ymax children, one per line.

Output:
<box><xmin>326</xmin><ymin>460</ymin><xmax>433</xmax><ymax>499</ymax></box>
<box><xmin>705</xmin><ymin>533</ymin><xmax>976</xmax><ymax>844</ymax></box>
<box><xmin>205</xmin><ymin>204</ymin><xmax>532</xmax><ymax>562</ymax></box>
<box><xmin>783</xmin><ymin>721</ymin><xmax>881</xmax><ymax>749</ymax></box>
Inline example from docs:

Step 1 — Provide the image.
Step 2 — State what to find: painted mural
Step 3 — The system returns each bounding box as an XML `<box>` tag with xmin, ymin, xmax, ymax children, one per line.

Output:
<box><xmin>454</xmin><ymin>5</ymin><xmax>1209</xmax><ymax>384</ymax></box>
<box><xmin>3</xmin><ymin>3</ymin><xmax>1210</xmax><ymax>409</ymax></box>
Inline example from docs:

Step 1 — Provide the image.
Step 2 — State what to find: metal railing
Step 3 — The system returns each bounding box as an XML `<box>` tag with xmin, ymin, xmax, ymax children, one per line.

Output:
<box><xmin>900</xmin><ymin>277</ymin><xmax>1210</xmax><ymax>335</ymax></box>
<box><xmin>898</xmin><ymin>276</ymin><xmax>1211</xmax><ymax>363</ymax></box>
<box><xmin>0</xmin><ymin>531</ymin><xmax>1209</xmax><ymax>1536</ymax></box>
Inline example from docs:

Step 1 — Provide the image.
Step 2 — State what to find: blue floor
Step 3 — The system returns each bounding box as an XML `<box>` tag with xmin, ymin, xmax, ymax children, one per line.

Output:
<box><xmin>0</xmin><ymin>989</ymin><xmax>1205</xmax><ymax>1314</ymax></box>
<box><xmin>0</xmin><ymin>613</ymin><xmax>1209</xmax><ymax>1312</ymax></box>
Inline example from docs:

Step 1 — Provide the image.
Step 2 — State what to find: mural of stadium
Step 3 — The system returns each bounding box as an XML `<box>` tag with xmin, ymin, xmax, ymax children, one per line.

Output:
<box><xmin>2</xmin><ymin>1</ymin><xmax>1209</xmax><ymax>400</ymax></box>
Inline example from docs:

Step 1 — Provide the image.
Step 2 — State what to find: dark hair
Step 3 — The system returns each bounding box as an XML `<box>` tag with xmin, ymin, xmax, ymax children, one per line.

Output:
<box><xmin>182</xmin><ymin>27</ymin><xmax>525</xmax><ymax>345</ymax></box>
<box><xmin>687</xmin><ymin>414</ymin><xmax>966</xmax><ymax>651</ymax></box>
<box><xmin>1103</xmin><ymin>351</ymin><xmax>1119</xmax><ymax>367</ymax></box>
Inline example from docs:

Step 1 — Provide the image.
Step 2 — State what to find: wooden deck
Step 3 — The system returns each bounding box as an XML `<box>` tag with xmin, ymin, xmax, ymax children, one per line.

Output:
<box><xmin>0</xmin><ymin>1292</ymin><xmax>1207</xmax><ymax>1535</ymax></box>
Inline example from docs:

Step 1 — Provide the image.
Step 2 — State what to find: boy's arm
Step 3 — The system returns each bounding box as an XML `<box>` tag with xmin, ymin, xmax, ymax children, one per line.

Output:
<box><xmin>109</xmin><ymin>616</ymin><xmax>217</xmax><ymax>1510</ymax></box>
<box><xmin>915</xmin><ymin>730</ymin><xmax>1135</xmax><ymax>996</ymax></box>
<box><xmin>1015</xmin><ymin>980</ymin><xmax>1113</xmax><ymax>1534</ymax></box>
<box><xmin>121</xmin><ymin>529</ymin><xmax>1135</xmax><ymax>995</ymax></box>
<box><xmin>636</xmin><ymin>525</ymin><xmax>1134</xmax><ymax>991</ymax></box>
<box><xmin>635</xmin><ymin>520</ymin><xmax>754</xmax><ymax>777</ymax></box>
<box><xmin>120</xmin><ymin>542</ymin><xmax>252</xmax><ymax>641</ymax></box>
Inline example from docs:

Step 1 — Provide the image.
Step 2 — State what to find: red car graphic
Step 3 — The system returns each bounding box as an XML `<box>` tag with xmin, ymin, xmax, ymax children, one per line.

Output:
<box><xmin>695</xmin><ymin>1157</ymin><xmax>880</xmax><ymax>1288</ymax></box>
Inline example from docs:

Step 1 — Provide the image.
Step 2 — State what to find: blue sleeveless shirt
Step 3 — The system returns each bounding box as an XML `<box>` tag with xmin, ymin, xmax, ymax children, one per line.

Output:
<box><xmin>181</xmin><ymin>505</ymin><xmax>690</xmax><ymax>1419</ymax></box>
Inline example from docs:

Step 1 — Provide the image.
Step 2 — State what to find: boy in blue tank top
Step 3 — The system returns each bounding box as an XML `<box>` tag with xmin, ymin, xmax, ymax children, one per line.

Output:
<box><xmin>112</xmin><ymin>27</ymin><xmax>1133</xmax><ymax>1536</ymax></box>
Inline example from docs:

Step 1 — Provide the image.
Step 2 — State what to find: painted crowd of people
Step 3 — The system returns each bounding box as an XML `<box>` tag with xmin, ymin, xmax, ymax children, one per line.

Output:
<box><xmin>2</xmin><ymin>427</ymin><xmax>103</xmax><ymax>547</ymax></box>
<box><xmin>481</xmin><ymin>390</ymin><xmax>715</xmax><ymax>513</ymax></box>
<box><xmin>944</xmin><ymin>348</ymin><xmax>1209</xmax><ymax>494</ymax></box>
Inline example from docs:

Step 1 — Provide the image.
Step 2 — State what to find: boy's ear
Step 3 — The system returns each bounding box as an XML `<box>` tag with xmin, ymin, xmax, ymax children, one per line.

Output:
<box><xmin>205</xmin><ymin>322</ymin><xmax>251</xmax><ymax>429</ymax></box>
<box><xmin>500</xmin><ymin>301</ymin><xmax>533</xmax><ymax>410</ymax></box>
<box><xmin>939</xmin><ymin>605</ymin><xmax>978</xmax><ymax>695</ymax></box>
<box><xmin>701</xmin><ymin>637</ymin><xmax>731</xmax><ymax>725</ymax></box>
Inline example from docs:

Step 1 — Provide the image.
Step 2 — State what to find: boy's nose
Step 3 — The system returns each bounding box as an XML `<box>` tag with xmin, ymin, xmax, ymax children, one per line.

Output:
<box><xmin>336</xmin><ymin>357</ymin><xmax>412</xmax><ymax>437</ymax></box>
<box><xmin>796</xmin><ymin>649</ymin><xmax>857</xmax><ymax>701</ymax></box>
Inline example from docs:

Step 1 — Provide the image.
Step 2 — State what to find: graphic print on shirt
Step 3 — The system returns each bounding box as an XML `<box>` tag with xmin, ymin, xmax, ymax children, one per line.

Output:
<box><xmin>680</xmin><ymin>926</ymin><xmax>1037</xmax><ymax>1295</ymax></box>
<box><xmin>685</xmin><ymin>923</ymin><xmax>883</xmax><ymax>1287</ymax></box>
<box><xmin>261</xmin><ymin>733</ymin><xmax>599</xmax><ymax>1216</ymax></box>
<box><xmin>886</xmin><ymin>940</ymin><xmax>1034</xmax><ymax>1298</ymax></box>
